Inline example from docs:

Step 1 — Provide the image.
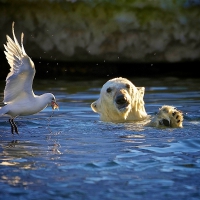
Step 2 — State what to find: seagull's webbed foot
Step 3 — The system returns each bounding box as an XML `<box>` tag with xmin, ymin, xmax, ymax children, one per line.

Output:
<box><xmin>9</xmin><ymin>119</ymin><xmax>19</xmax><ymax>134</ymax></box>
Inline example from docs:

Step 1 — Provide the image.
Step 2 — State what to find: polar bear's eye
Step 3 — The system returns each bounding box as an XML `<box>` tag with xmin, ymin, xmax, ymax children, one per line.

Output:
<box><xmin>106</xmin><ymin>87</ymin><xmax>112</xmax><ymax>93</ymax></box>
<box><xmin>126</xmin><ymin>84</ymin><xmax>130</xmax><ymax>89</ymax></box>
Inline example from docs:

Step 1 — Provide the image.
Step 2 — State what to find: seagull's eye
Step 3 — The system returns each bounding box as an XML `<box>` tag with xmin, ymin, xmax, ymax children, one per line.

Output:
<box><xmin>126</xmin><ymin>84</ymin><xmax>130</xmax><ymax>89</ymax></box>
<box><xmin>52</xmin><ymin>97</ymin><xmax>55</xmax><ymax>101</ymax></box>
<box><xmin>106</xmin><ymin>87</ymin><xmax>112</xmax><ymax>93</ymax></box>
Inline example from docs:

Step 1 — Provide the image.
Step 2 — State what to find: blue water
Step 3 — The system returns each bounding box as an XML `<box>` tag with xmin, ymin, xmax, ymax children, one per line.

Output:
<box><xmin>0</xmin><ymin>77</ymin><xmax>200</xmax><ymax>200</ymax></box>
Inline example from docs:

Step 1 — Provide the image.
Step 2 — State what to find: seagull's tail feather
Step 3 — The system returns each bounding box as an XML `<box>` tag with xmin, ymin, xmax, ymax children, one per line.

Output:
<box><xmin>0</xmin><ymin>106</ymin><xmax>8</xmax><ymax>116</ymax></box>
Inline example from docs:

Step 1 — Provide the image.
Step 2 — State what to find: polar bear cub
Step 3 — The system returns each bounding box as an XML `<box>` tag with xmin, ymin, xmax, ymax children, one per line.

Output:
<box><xmin>91</xmin><ymin>77</ymin><xmax>183</xmax><ymax>128</ymax></box>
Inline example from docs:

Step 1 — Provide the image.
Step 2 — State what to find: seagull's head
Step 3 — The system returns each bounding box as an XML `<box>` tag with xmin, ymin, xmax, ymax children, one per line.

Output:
<box><xmin>45</xmin><ymin>93</ymin><xmax>59</xmax><ymax>110</ymax></box>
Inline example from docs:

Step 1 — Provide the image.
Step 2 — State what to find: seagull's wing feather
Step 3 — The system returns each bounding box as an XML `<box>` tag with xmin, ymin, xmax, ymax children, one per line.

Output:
<box><xmin>3</xmin><ymin>22</ymin><xmax>36</xmax><ymax>104</ymax></box>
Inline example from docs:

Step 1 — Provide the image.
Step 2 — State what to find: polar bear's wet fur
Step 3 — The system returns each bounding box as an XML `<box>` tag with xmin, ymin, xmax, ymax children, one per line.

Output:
<box><xmin>91</xmin><ymin>77</ymin><xmax>183</xmax><ymax>128</ymax></box>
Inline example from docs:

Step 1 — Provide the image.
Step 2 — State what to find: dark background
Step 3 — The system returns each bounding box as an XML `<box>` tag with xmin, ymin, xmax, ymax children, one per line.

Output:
<box><xmin>0</xmin><ymin>0</ymin><xmax>200</xmax><ymax>80</ymax></box>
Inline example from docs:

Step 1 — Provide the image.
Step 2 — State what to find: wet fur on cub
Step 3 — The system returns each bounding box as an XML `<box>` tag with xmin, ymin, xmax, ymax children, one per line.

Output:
<box><xmin>91</xmin><ymin>77</ymin><xmax>183</xmax><ymax>128</ymax></box>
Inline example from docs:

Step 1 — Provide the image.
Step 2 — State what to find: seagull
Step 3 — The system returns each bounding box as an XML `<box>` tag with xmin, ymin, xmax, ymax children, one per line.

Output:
<box><xmin>0</xmin><ymin>22</ymin><xmax>59</xmax><ymax>134</ymax></box>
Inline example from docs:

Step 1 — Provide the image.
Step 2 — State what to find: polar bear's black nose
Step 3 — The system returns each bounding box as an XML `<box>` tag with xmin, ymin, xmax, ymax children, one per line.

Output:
<box><xmin>116</xmin><ymin>95</ymin><xmax>127</xmax><ymax>105</ymax></box>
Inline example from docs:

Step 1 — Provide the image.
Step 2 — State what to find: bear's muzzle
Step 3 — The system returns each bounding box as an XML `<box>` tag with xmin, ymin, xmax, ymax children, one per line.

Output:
<box><xmin>115</xmin><ymin>91</ymin><xmax>130</xmax><ymax>111</ymax></box>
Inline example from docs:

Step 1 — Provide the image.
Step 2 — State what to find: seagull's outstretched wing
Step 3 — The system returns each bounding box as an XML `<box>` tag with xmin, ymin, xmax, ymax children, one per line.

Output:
<box><xmin>3</xmin><ymin>22</ymin><xmax>36</xmax><ymax>104</ymax></box>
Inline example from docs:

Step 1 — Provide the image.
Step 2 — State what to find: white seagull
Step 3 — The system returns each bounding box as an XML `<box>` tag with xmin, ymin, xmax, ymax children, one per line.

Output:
<box><xmin>0</xmin><ymin>22</ymin><xmax>59</xmax><ymax>134</ymax></box>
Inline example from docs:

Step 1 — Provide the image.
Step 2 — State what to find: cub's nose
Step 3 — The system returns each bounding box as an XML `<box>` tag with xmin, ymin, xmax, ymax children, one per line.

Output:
<box><xmin>115</xmin><ymin>95</ymin><xmax>127</xmax><ymax>105</ymax></box>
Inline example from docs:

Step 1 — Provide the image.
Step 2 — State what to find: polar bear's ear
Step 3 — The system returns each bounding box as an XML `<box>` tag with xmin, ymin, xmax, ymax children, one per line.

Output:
<box><xmin>137</xmin><ymin>87</ymin><xmax>145</xmax><ymax>99</ymax></box>
<box><xmin>91</xmin><ymin>100</ymin><xmax>101</xmax><ymax>113</ymax></box>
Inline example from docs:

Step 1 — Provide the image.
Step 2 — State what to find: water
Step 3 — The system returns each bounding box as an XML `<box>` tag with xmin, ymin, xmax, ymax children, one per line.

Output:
<box><xmin>0</xmin><ymin>77</ymin><xmax>200</xmax><ymax>200</ymax></box>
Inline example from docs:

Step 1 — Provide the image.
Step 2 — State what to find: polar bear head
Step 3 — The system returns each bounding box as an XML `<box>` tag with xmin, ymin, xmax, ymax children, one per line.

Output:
<box><xmin>91</xmin><ymin>77</ymin><xmax>148</xmax><ymax>122</ymax></box>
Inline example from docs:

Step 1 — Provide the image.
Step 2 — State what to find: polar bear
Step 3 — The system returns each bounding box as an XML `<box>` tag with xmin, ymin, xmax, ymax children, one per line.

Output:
<box><xmin>91</xmin><ymin>77</ymin><xmax>183</xmax><ymax>128</ymax></box>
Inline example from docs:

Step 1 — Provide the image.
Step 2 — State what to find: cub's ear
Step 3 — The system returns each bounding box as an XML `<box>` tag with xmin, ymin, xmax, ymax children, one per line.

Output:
<box><xmin>137</xmin><ymin>87</ymin><xmax>145</xmax><ymax>99</ymax></box>
<box><xmin>91</xmin><ymin>100</ymin><xmax>101</xmax><ymax>113</ymax></box>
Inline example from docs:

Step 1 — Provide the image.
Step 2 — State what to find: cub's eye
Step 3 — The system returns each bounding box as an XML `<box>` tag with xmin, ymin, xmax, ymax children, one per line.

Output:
<box><xmin>126</xmin><ymin>84</ymin><xmax>130</xmax><ymax>89</ymax></box>
<box><xmin>106</xmin><ymin>87</ymin><xmax>112</xmax><ymax>93</ymax></box>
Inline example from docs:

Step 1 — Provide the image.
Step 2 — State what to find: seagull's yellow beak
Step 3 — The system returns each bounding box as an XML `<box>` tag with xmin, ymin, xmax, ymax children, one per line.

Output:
<box><xmin>51</xmin><ymin>101</ymin><xmax>59</xmax><ymax>110</ymax></box>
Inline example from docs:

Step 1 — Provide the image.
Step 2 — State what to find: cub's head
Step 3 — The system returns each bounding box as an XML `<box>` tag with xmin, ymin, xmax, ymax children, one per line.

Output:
<box><xmin>91</xmin><ymin>77</ymin><xmax>147</xmax><ymax>122</ymax></box>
